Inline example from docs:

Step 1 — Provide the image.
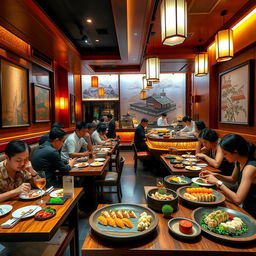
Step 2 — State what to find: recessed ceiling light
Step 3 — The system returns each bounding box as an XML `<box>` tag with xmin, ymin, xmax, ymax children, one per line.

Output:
<box><xmin>95</xmin><ymin>39</ymin><xmax>99</xmax><ymax>42</ymax></box>
<box><xmin>86</xmin><ymin>18</ymin><xmax>92</xmax><ymax>23</ymax></box>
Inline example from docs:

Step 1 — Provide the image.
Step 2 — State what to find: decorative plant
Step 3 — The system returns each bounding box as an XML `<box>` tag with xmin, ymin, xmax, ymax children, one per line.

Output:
<box><xmin>162</xmin><ymin>204</ymin><xmax>174</xmax><ymax>218</ymax></box>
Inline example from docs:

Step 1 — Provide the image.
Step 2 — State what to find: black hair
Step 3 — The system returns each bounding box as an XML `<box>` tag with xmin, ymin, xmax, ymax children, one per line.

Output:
<box><xmin>162</xmin><ymin>113</ymin><xmax>167</xmax><ymax>117</ymax></box>
<box><xmin>49</xmin><ymin>127</ymin><xmax>66</xmax><ymax>141</ymax></box>
<box><xmin>107</xmin><ymin>114</ymin><xmax>113</xmax><ymax>119</ymax></box>
<box><xmin>97</xmin><ymin>124</ymin><xmax>107</xmax><ymax>133</ymax></box>
<box><xmin>5</xmin><ymin>140</ymin><xmax>31</xmax><ymax>158</ymax></box>
<box><xmin>99</xmin><ymin>117</ymin><xmax>105</xmax><ymax>122</ymax></box>
<box><xmin>195</xmin><ymin>121</ymin><xmax>206</xmax><ymax>132</ymax></box>
<box><xmin>76</xmin><ymin>121</ymin><xmax>86</xmax><ymax>130</ymax></box>
<box><xmin>85</xmin><ymin>123</ymin><xmax>93</xmax><ymax>130</ymax></box>
<box><xmin>182</xmin><ymin>116</ymin><xmax>192</xmax><ymax>122</ymax></box>
<box><xmin>220</xmin><ymin>133</ymin><xmax>255</xmax><ymax>158</ymax></box>
<box><xmin>141</xmin><ymin>118</ymin><xmax>148</xmax><ymax>123</ymax></box>
<box><xmin>199</xmin><ymin>128</ymin><xmax>218</xmax><ymax>142</ymax></box>
<box><xmin>52</xmin><ymin>122</ymin><xmax>64</xmax><ymax>129</ymax></box>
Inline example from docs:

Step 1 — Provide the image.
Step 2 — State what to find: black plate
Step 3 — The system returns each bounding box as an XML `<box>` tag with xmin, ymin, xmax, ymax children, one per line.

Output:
<box><xmin>170</xmin><ymin>159</ymin><xmax>182</xmax><ymax>164</ymax></box>
<box><xmin>192</xmin><ymin>207</ymin><xmax>256</xmax><ymax>243</ymax></box>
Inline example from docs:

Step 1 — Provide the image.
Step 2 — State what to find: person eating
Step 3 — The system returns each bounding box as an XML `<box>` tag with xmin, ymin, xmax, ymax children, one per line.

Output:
<box><xmin>91</xmin><ymin>124</ymin><xmax>110</xmax><ymax>145</ymax></box>
<box><xmin>177</xmin><ymin>116</ymin><xmax>196</xmax><ymax>136</ymax></box>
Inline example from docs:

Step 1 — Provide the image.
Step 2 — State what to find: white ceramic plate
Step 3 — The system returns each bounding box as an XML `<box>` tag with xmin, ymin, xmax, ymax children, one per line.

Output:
<box><xmin>94</xmin><ymin>158</ymin><xmax>106</xmax><ymax>162</ymax></box>
<box><xmin>0</xmin><ymin>205</ymin><xmax>13</xmax><ymax>217</ymax></box>
<box><xmin>101</xmin><ymin>148</ymin><xmax>110</xmax><ymax>152</ymax></box>
<box><xmin>186</xmin><ymin>158</ymin><xmax>199</xmax><ymax>162</ymax></box>
<box><xmin>19</xmin><ymin>189</ymin><xmax>45</xmax><ymax>200</ymax></box>
<box><xmin>185</xmin><ymin>166</ymin><xmax>202</xmax><ymax>171</ymax></box>
<box><xmin>90</xmin><ymin>162</ymin><xmax>104</xmax><ymax>167</ymax></box>
<box><xmin>196</xmin><ymin>163</ymin><xmax>208</xmax><ymax>167</ymax></box>
<box><xmin>191</xmin><ymin>177</ymin><xmax>215</xmax><ymax>187</ymax></box>
<box><xmin>12</xmin><ymin>205</ymin><xmax>41</xmax><ymax>219</ymax></box>
<box><xmin>182</xmin><ymin>154</ymin><xmax>196</xmax><ymax>158</ymax></box>
<box><xmin>50</xmin><ymin>189</ymin><xmax>64</xmax><ymax>198</ymax></box>
<box><xmin>74</xmin><ymin>162</ymin><xmax>89</xmax><ymax>168</ymax></box>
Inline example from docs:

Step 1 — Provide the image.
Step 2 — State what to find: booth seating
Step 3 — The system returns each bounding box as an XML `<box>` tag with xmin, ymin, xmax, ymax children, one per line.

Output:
<box><xmin>132</xmin><ymin>143</ymin><xmax>150</xmax><ymax>172</ymax></box>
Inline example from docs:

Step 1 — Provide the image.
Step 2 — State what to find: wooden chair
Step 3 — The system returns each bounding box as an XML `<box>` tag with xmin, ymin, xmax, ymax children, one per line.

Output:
<box><xmin>95</xmin><ymin>157</ymin><xmax>125</xmax><ymax>202</ymax></box>
<box><xmin>110</xmin><ymin>144</ymin><xmax>120</xmax><ymax>171</ymax></box>
<box><xmin>132</xmin><ymin>142</ymin><xmax>150</xmax><ymax>172</ymax></box>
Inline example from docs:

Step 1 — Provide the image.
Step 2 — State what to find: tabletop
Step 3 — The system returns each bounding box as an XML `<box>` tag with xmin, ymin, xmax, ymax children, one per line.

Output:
<box><xmin>81</xmin><ymin>194</ymin><xmax>256</xmax><ymax>256</ymax></box>
<box><xmin>160</xmin><ymin>154</ymin><xmax>221</xmax><ymax>177</ymax></box>
<box><xmin>0</xmin><ymin>187</ymin><xmax>83</xmax><ymax>241</ymax></box>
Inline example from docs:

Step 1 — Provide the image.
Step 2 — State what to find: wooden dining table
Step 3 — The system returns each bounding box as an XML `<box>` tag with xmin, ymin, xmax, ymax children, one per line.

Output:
<box><xmin>0</xmin><ymin>188</ymin><xmax>83</xmax><ymax>256</ymax></box>
<box><xmin>81</xmin><ymin>186</ymin><xmax>256</xmax><ymax>256</ymax></box>
<box><xmin>160</xmin><ymin>154</ymin><xmax>221</xmax><ymax>177</ymax></box>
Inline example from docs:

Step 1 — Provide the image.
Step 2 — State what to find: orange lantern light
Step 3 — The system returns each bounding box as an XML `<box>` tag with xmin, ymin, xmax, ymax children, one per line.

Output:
<box><xmin>59</xmin><ymin>97</ymin><xmax>65</xmax><ymax>110</ymax></box>
<box><xmin>91</xmin><ymin>76</ymin><xmax>98</xmax><ymax>87</ymax></box>
<box><xmin>98</xmin><ymin>87</ymin><xmax>105</xmax><ymax>97</ymax></box>
<box><xmin>140</xmin><ymin>90</ymin><xmax>146</xmax><ymax>99</ymax></box>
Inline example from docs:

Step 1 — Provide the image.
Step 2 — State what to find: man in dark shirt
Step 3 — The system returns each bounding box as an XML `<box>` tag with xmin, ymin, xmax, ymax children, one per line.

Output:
<box><xmin>31</xmin><ymin>128</ymin><xmax>76</xmax><ymax>187</ymax></box>
<box><xmin>39</xmin><ymin>122</ymin><xmax>64</xmax><ymax>145</ymax></box>
<box><xmin>107</xmin><ymin>114</ymin><xmax>116</xmax><ymax>139</ymax></box>
<box><xmin>134</xmin><ymin>118</ymin><xmax>149</xmax><ymax>151</ymax></box>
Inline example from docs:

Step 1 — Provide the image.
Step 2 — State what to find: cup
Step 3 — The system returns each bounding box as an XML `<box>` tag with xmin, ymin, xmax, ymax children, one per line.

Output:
<box><xmin>63</xmin><ymin>176</ymin><xmax>74</xmax><ymax>198</ymax></box>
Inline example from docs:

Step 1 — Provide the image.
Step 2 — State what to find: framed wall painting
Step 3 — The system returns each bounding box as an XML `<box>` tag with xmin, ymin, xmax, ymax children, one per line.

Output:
<box><xmin>0</xmin><ymin>58</ymin><xmax>30</xmax><ymax>128</ymax></box>
<box><xmin>219</xmin><ymin>60</ymin><xmax>254</xmax><ymax>125</ymax></box>
<box><xmin>70</xmin><ymin>93</ymin><xmax>76</xmax><ymax>124</ymax></box>
<box><xmin>33</xmin><ymin>83</ymin><xmax>51</xmax><ymax>122</ymax></box>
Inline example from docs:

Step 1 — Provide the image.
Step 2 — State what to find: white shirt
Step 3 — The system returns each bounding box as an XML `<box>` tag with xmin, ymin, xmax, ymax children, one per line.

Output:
<box><xmin>180</xmin><ymin>120</ymin><xmax>196</xmax><ymax>135</ymax></box>
<box><xmin>61</xmin><ymin>132</ymin><xmax>88</xmax><ymax>161</ymax></box>
<box><xmin>157</xmin><ymin>117</ymin><xmax>169</xmax><ymax>126</ymax></box>
<box><xmin>91</xmin><ymin>130</ymin><xmax>105</xmax><ymax>145</ymax></box>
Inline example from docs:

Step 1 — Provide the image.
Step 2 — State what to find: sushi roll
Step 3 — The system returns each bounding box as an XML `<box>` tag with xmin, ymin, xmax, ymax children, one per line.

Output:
<box><xmin>114</xmin><ymin>218</ymin><xmax>125</xmax><ymax>229</ymax></box>
<box><xmin>122</xmin><ymin>218</ymin><xmax>134</xmax><ymax>228</ymax></box>
<box><xmin>98</xmin><ymin>216</ymin><xmax>107</xmax><ymax>226</ymax></box>
<box><xmin>106</xmin><ymin>217</ymin><xmax>116</xmax><ymax>227</ymax></box>
<box><xmin>129</xmin><ymin>210</ymin><xmax>137</xmax><ymax>218</ymax></box>
<box><xmin>101</xmin><ymin>210</ymin><xmax>110</xmax><ymax>218</ymax></box>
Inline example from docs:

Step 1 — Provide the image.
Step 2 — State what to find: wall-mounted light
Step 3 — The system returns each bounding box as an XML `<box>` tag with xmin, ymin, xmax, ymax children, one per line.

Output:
<box><xmin>98</xmin><ymin>87</ymin><xmax>104</xmax><ymax>97</ymax></box>
<box><xmin>91</xmin><ymin>76</ymin><xmax>98</xmax><ymax>88</ymax></box>
<box><xmin>215</xmin><ymin>29</ymin><xmax>234</xmax><ymax>62</ymax></box>
<box><xmin>146</xmin><ymin>57</ymin><xmax>160</xmax><ymax>82</ymax></box>
<box><xmin>194</xmin><ymin>52</ymin><xmax>208</xmax><ymax>77</ymax></box>
<box><xmin>161</xmin><ymin>0</ymin><xmax>187</xmax><ymax>46</ymax></box>
<box><xmin>140</xmin><ymin>90</ymin><xmax>147</xmax><ymax>100</ymax></box>
<box><xmin>59</xmin><ymin>97</ymin><xmax>65</xmax><ymax>110</ymax></box>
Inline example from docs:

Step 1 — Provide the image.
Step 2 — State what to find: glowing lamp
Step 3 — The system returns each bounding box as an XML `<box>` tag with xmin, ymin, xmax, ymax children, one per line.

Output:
<box><xmin>98</xmin><ymin>87</ymin><xmax>104</xmax><ymax>97</ymax></box>
<box><xmin>59</xmin><ymin>97</ymin><xmax>65</xmax><ymax>110</ymax></box>
<box><xmin>91</xmin><ymin>76</ymin><xmax>98</xmax><ymax>87</ymax></box>
<box><xmin>194</xmin><ymin>52</ymin><xmax>208</xmax><ymax>77</ymax></box>
<box><xmin>215</xmin><ymin>29</ymin><xmax>233</xmax><ymax>62</ymax></box>
<box><xmin>161</xmin><ymin>0</ymin><xmax>187</xmax><ymax>46</ymax></box>
<box><xmin>146</xmin><ymin>57</ymin><xmax>160</xmax><ymax>82</ymax></box>
<box><xmin>140</xmin><ymin>90</ymin><xmax>147</xmax><ymax>100</ymax></box>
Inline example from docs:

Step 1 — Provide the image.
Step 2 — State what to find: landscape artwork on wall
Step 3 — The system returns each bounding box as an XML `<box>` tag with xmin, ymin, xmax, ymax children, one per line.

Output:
<box><xmin>120</xmin><ymin>73</ymin><xmax>186</xmax><ymax>124</ymax></box>
<box><xmin>0</xmin><ymin>59</ymin><xmax>29</xmax><ymax>128</ymax></box>
<box><xmin>82</xmin><ymin>75</ymin><xmax>119</xmax><ymax>101</ymax></box>
<box><xmin>219</xmin><ymin>60</ymin><xmax>253</xmax><ymax>125</ymax></box>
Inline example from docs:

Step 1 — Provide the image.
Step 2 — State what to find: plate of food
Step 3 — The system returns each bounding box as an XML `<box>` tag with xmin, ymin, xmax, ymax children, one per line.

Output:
<box><xmin>163</xmin><ymin>135</ymin><xmax>170</xmax><ymax>138</ymax></box>
<box><xmin>186</xmin><ymin>158</ymin><xmax>199</xmax><ymax>162</ymax></box>
<box><xmin>192</xmin><ymin>207</ymin><xmax>256</xmax><ymax>243</ymax></box>
<box><xmin>89</xmin><ymin>203</ymin><xmax>158</xmax><ymax>241</ymax></box>
<box><xmin>173</xmin><ymin>164</ymin><xmax>185</xmax><ymax>169</ymax></box>
<box><xmin>165</xmin><ymin>155</ymin><xmax>179</xmax><ymax>159</ymax></box>
<box><xmin>185</xmin><ymin>166</ymin><xmax>202</xmax><ymax>171</ymax></box>
<box><xmin>196</xmin><ymin>163</ymin><xmax>208</xmax><ymax>167</ymax></box>
<box><xmin>100</xmin><ymin>148</ymin><xmax>111</xmax><ymax>152</ymax></box>
<box><xmin>181</xmin><ymin>154</ymin><xmax>196</xmax><ymax>158</ymax></box>
<box><xmin>19</xmin><ymin>189</ymin><xmax>45</xmax><ymax>200</ymax></box>
<box><xmin>191</xmin><ymin>177</ymin><xmax>215</xmax><ymax>187</ymax></box>
<box><xmin>77</xmin><ymin>157</ymin><xmax>89</xmax><ymax>162</ymax></box>
<box><xmin>34</xmin><ymin>207</ymin><xmax>56</xmax><ymax>221</ymax></box>
<box><xmin>170</xmin><ymin>159</ymin><xmax>182</xmax><ymax>164</ymax></box>
<box><xmin>74</xmin><ymin>162</ymin><xmax>89</xmax><ymax>168</ymax></box>
<box><xmin>0</xmin><ymin>205</ymin><xmax>13</xmax><ymax>217</ymax></box>
<box><xmin>164</xmin><ymin>175</ymin><xmax>191</xmax><ymax>190</ymax></box>
<box><xmin>94</xmin><ymin>158</ymin><xmax>106</xmax><ymax>162</ymax></box>
<box><xmin>90</xmin><ymin>162</ymin><xmax>104</xmax><ymax>167</ymax></box>
<box><xmin>182</xmin><ymin>160</ymin><xmax>198</xmax><ymax>166</ymax></box>
<box><xmin>168</xmin><ymin>217</ymin><xmax>201</xmax><ymax>239</ymax></box>
<box><xmin>12</xmin><ymin>205</ymin><xmax>42</xmax><ymax>219</ymax></box>
<box><xmin>50</xmin><ymin>189</ymin><xmax>64</xmax><ymax>198</ymax></box>
<box><xmin>177</xmin><ymin>186</ymin><xmax>225</xmax><ymax>206</ymax></box>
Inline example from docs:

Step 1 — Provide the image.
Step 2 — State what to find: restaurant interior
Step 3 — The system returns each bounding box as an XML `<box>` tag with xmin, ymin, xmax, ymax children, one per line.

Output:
<box><xmin>0</xmin><ymin>0</ymin><xmax>256</xmax><ymax>255</ymax></box>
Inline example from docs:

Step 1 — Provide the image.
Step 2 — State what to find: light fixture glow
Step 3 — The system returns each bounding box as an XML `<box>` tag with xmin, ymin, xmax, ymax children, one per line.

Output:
<box><xmin>194</xmin><ymin>52</ymin><xmax>208</xmax><ymax>77</ymax></box>
<box><xmin>59</xmin><ymin>97</ymin><xmax>65</xmax><ymax>110</ymax></box>
<box><xmin>86</xmin><ymin>18</ymin><xmax>92</xmax><ymax>23</ymax></box>
<box><xmin>95</xmin><ymin>39</ymin><xmax>99</xmax><ymax>42</ymax></box>
<box><xmin>98</xmin><ymin>87</ymin><xmax>104</xmax><ymax>97</ymax></box>
<box><xmin>232</xmin><ymin>8</ymin><xmax>256</xmax><ymax>30</ymax></box>
<box><xmin>91</xmin><ymin>76</ymin><xmax>98</xmax><ymax>88</ymax></box>
<box><xmin>146</xmin><ymin>57</ymin><xmax>160</xmax><ymax>82</ymax></box>
<box><xmin>215</xmin><ymin>29</ymin><xmax>234</xmax><ymax>62</ymax></box>
<box><xmin>142</xmin><ymin>76</ymin><xmax>148</xmax><ymax>91</ymax></box>
<box><xmin>161</xmin><ymin>0</ymin><xmax>187</xmax><ymax>46</ymax></box>
<box><xmin>140</xmin><ymin>90</ymin><xmax>147</xmax><ymax>100</ymax></box>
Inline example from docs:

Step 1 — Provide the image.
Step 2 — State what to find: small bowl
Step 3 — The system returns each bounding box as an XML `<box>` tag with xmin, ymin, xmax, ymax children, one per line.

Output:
<box><xmin>77</xmin><ymin>156</ymin><xmax>89</xmax><ymax>162</ymax></box>
<box><xmin>147</xmin><ymin>188</ymin><xmax>178</xmax><ymax>212</ymax></box>
<box><xmin>164</xmin><ymin>175</ymin><xmax>191</xmax><ymax>191</ymax></box>
<box><xmin>96</xmin><ymin>152</ymin><xmax>107</xmax><ymax>157</ymax></box>
<box><xmin>168</xmin><ymin>217</ymin><xmax>201</xmax><ymax>239</ymax></box>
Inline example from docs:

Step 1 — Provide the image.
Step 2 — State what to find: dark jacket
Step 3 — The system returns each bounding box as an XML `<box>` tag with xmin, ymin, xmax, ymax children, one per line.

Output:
<box><xmin>39</xmin><ymin>133</ymin><xmax>50</xmax><ymax>145</ymax></box>
<box><xmin>107</xmin><ymin>119</ymin><xmax>116</xmax><ymax>139</ymax></box>
<box><xmin>31</xmin><ymin>141</ymin><xmax>71</xmax><ymax>188</ymax></box>
<box><xmin>134</xmin><ymin>124</ymin><xmax>147</xmax><ymax>151</ymax></box>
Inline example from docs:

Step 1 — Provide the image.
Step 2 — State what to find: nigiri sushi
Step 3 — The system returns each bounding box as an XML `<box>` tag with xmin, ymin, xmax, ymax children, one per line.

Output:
<box><xmin>109</xmin><ymin>210</ymin><xmax>117</xmax><ymax>218</ymax></box>
<box><xmin>106</xmin><ymin>217</ymin><xmax>116</xmax><ymax>227</ymax></box>
<box><xmin>98</xmin><ymin>216</ymin><xmax>107</xmax><ymax>226</ymax></box>
<box><xmin>122</xmin><ymin>218</ymin><xmax>134</xmax><ymax>228</ymax></box>
<box><xmin>122</xmin><ymin>209</ymin><xmax>130</xmax><ymax>218</ymax></box>
<box><xmin>101</xmin><ymin>210</ymin><xmax>110</xmax><ymax>218</ymax></box>
<box><xmin>128</xmin><ymin>210</ymin><xmax>137</xmax><ymax>218</ymax></box>
<box><xmin>114</xmin><ymin>218</ymin><xmax>125</xmax><ymax>229</ymax></box>
<box><xmin>115</xmin><ymin>210</ymin><xmax>123</xmax><ymax>218</ymax></box>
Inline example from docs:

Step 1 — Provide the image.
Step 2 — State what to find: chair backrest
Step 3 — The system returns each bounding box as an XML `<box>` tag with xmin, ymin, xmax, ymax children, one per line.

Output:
<box><xmin>117</xmin><ymin>156</ymin><xmax>125</xmax><ymax>184</ymax></box>
<box><xmin>132</xmin><ymin>142</ymin><xmax>138</xmax><ymax>156</ymax></box>
<box><xmin>115</xmin><ymin>145</ymin><xmax>120</xmax><ymax>168</ymax></box>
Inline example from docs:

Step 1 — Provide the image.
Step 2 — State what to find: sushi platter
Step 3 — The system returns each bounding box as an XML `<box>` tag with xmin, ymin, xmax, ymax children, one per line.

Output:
<box><xmin>89</xmin><ymin>203</ymin><xmax>158</xmax><ymax>241</ymax></box>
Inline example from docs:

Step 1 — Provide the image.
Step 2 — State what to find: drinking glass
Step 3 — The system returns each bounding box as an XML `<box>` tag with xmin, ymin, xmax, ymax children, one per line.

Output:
<box><xmin>35</xmin><ymin>171</ymin><xmax>47</xmax><ymax>205</ymax></box>
<box><xmin>156</xmin><ymin>177</ymin><xmax>164</xmax><ymax>188</ymax></box>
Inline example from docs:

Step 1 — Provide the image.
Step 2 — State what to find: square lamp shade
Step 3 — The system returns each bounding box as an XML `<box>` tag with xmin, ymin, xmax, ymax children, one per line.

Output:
<box><xmin>194</xmin><ymin>52</ymin><xmax>208</xmax><ymax>77</ymax></box>
<box><xmin>98</xmin><ymin>87</ymin><xmax>104</xmax><ymax>97</ymax></box>
<box><xmin>59</xmin><ymin>97</ymin><xmax>65</xmax><ymax>110</ymax></box>
<box><xmin>91</xmin><ymin>76</ymin><xmax>98</xmax><ymax>87</ymax></box>
<box><xmin>215</xmin><ymin>29</ymin><xmax>233</xmax><ymax>62</ymax></box>
<box><xmin>161</xmin><ymin>0</ymin><xmax>187</xmax><ymax>46</ymax></box>
<box><xmin>146</xmin><ymin>57</ymin><xmax>160</xmax><ymax>82</ymax></box>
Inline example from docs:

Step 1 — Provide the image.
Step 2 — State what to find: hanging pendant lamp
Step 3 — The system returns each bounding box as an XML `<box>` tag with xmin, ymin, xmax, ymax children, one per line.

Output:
<box><xmin>140</xmin><ymin>90</ymin><xmax>147</xmax><ymax>100</ymax></box>
<box><xmin>91</xmin><ymin>76</ymin><xmax>98</xmax><ymax>88</ymax></box>
<box><xmin>161</xmin><ymin>0</ymin><xmax>187</xmax><ymax>46</ymax></box>
<box><xmin>98</xmin><ymin>87</ymin><xmax>104</xmax><ymax>97</ymax></box>
<box><xmin>146</xmin><ymin>57</ymin><xmax>160</xmax><ymax>82</ymax></box>
<box><xmin>195</xmin><ymin>52</ymin><xmax>208</xmax><ymax>77</ymax></box>
<box><xmin>215</xmin><ymin>29</ymin><xmax>233</xmax><ymax>62</ymax></box>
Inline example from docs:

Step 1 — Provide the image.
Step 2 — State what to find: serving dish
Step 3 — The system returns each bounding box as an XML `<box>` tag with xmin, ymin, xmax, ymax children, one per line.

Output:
<box><xmin>0</xmin><ymin>205</ymin><xmax>13</xmax><ymax>217</ymax></box>
<box><xmin>181</xmin><ymin>154</ymin><xmax>196</xmax><ymax>158</ymax></box>
<box><xmin>94</xmin><ymin>158</ymin><xmax>106</xmax><ymax>162</ymax></box>
<box><xmin>19</xmin><ymin>189</ymin><xmax>45</xmax><ymax>200</ymax></box>
<box><xmin>165</xmin><ymin>155</ymin><xmax>179</xmax><ymax>160</ymax></box>
<box><xmin>74</xmin><ymin>162</ymin><xmax>89</xmax><ymax>168</ymax></box>
<box><xmin>77</xmin><ymin>156</ymin><xmax>88</xmax><ymax>162</ymax></box>
<box><xmin>90</xmin><ymin>162</ymin><xmax>104</xmax><ymax>167</ymax></box>
<box><xmin>170</xmin><ymin>159</ymin><xmax>182</xmax><ymax>164</ymax></box>
<box><xmin>185</xmin><ymin>166</ymin><xmax>202</xmax><ymax>171</ymax></box>
<box><xmin>50</xmin><ymin>189</ymin><xmax>64</xmax><ymax>198</ymax></box>
<box><xmin>12</xmin><ymin>205</ymin><xmax>41</xmax><ymax>219</ymax></box>
<box><xmin>34</xmin><ymin>207</ymin><xmax>56</xmax><ymax>221</ymax></box>
<box><xmin>164</xmin><ymin>175</ymin><xmax>191</xmax><ymax>191</ymax></box>
<box><xmin>173</xmin><ymin>164</ymin><xmax>185</xmax><ymax>169</ymax></box>
<box><xmin>191</xmin><ymin>177</ymin><xmax>215</xmax><ymax>187</ymax></box>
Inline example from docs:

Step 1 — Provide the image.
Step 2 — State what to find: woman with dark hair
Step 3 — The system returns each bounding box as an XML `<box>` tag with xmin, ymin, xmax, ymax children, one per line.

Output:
<box><xmin>196</xmin><ymin>128</ymin><xmax>234</xmax><ymax>176</ymax></box>
<box><xmin>200</xmin><ymin>134</ymin><xmax>256</xmax><ymax>218</ymax></box>
<box><xmin>0</xmin><ymin>140</ymin><xmax>40</xmax><ymax>202</ymax></box>
<box><xmin>177</xmin><ymin>116</ymin><xmax>196</xmax><ymax>136</ymax></box>
<box><xmin>91</xmin><ymin>124</ymin><xmax>110</xmax><ymax>145</ymax></box>
<box><xmin>195</xmin><ymin>121</ymin><xmax>206</xmax><ymax>153</ymax></box>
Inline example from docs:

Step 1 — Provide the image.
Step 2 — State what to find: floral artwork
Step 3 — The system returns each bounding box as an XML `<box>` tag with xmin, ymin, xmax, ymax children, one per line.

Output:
<box><xmin>220</xmin><ymin>62</ymin><xmax>252</xmax><ymax>125</ymax></box>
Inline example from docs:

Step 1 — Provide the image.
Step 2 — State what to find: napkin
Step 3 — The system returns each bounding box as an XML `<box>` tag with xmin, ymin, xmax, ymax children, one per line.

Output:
<box><xmin>1</xmin><ymin>218</ymin><xmax>20</xmax><ymax>229</ymax></box>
